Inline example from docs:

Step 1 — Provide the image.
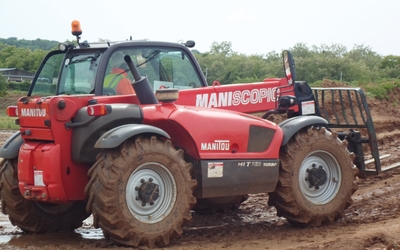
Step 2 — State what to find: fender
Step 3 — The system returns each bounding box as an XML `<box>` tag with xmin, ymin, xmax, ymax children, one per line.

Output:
<box><xmin>279</xmin><ymin>116</ymin><xmax>328</xmax><ymax>146</ymax></box>
<box><xmin>94</xmin><ymin>124</ymin><xmax>170</xmax><ymax>148</ymax></box>
<box><xmin>0</xmin><ymin>132</ymin><xmax>23</xmax><ymax>159</ymax></box>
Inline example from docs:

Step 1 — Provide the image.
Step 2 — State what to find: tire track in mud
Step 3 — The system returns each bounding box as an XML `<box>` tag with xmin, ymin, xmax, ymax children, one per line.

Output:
<box><xmin>374</xmin><ymin>119</ymin><xmax>400</xmax><ymax>143</ymax></box>
<box><xmin>366</xmin><ymin>117</ymin><xmax>400</xmax><ymax>171</ymax></box>
<box><xmin>177</xmin><ymin>172</ymin><xmax>400</xmax><ymax>249</ymax></box>
<box><xmin>343</xmin><ymin>175</ymin><xmax>400</xmax><ymax>223</ymax></box>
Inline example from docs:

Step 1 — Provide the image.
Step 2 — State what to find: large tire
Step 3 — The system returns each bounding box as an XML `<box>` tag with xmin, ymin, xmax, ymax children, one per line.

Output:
<box><xmin>0</xmin><ymin>158</ymin><xmax>90</xmax><ymax>233</ymax></box>
<box><xmin>85</xmin><ymin>136</ymin><xmax>197</xmax><ymax>248</ymax></box>
<box><xmin>268</xmin><ymin>127</ymin><xmax>358</xmax><ymax>226</ymax></box>
<box><xmin>193</xmin><ymin>195</ymin><xmax>248</xmax><ymax>214</ymax></box>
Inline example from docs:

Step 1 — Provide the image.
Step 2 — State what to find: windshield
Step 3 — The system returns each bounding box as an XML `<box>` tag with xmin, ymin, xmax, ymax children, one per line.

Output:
<box><xmin>59</xmin><ymin>53</ymin><xmax>100</xmax><ymax>95</ymax></box>
<box><xmin>30</xmin><ymin>52</ymin><xmax>100</xmax><ymax>96</ymax></box>
<box><xmin>105</xmin><ymin>47</ymin><xmax>202</xmax><ymax>94</ymax></box>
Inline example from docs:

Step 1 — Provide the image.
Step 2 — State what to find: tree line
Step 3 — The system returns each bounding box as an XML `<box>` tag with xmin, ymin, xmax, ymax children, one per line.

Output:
<box><xmin>0</xmin><ymin>37</ymin><xmax>59</xmax><ymax>51</ymax></box>
<box><xmin>0</xmin><ymin>38</ymin><xmax>400</xmax><ymax>92</ymax></box>
<box><xmin>194</xmin><ymin>41</ymin><xmax>400</xmax><ymax>85</ymax></box>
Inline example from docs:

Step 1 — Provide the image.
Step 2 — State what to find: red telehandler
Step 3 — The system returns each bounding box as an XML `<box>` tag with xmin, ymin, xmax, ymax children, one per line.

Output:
<box><xmin>0</xmin><ymin>21</ymin><xmax>397</xmax><ymax>248</ymax></box>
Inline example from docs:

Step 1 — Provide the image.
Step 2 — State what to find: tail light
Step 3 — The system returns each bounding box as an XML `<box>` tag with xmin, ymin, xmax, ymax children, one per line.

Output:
<box><xmin>87</xmin><ymin>104</ymin><xmax>112</xmax><ymax>117</ymax></box>
<box><xmin>6</xmin><ymin>106</ymin><xmax>18</xmax><ymax>117</ymax></box>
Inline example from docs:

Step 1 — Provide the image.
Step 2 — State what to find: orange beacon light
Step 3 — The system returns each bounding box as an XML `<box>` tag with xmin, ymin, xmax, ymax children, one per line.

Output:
<box><xmin>71</xmin><ymin>20</ymin><xmax>82</xmax><ymax>36</ymax></box>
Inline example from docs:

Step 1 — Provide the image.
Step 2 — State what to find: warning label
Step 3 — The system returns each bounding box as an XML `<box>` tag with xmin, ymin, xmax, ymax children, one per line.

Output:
<box><xmin>207</xmin><ymin>162</ymin><xmax>223</xmax><ymax>178</ymax></box>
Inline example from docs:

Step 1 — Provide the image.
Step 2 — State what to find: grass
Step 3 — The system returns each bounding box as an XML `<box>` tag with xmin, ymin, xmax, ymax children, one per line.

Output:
<box><xmin>341</xmin><ymin>78</ymin><xmax>400</xmax><ymax>101</ymax></box>
<box><xmin>0</xmin><ymin>116</ymin><xmax>19</xmax><ymax>130</ymax></box>
<box><xmin>310</xmin><ymin>78</ymin><xmax>400</xmax><ymax>102</ymax></box>
<box><xmin>0</xmin><ymin>90</ymin><xmax>24</xmax><ymax>130</ymax></box>
<box><xmin>363</xmin><ymin>79</ymin><xmax>400</xmax><ymax>100</ymax></box>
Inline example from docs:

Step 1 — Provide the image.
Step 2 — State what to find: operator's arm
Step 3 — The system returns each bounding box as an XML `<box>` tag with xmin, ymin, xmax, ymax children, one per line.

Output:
<box><xmin>116</xmin><ymin>78</ymin><xmax>135</xmax><ymax>95</ymax></box>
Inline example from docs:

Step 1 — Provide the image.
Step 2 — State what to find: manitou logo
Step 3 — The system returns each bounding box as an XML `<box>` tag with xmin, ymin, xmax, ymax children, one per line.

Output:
<box><xmin>196</xmin><ymin>88</ymin><xmax>277</xmax><ymax>108</ymax></box>
<box><xmin>20</xmin><ymin>108</ymin><xmax>47</xmax><ymax>117</ymax></box>
<box><xmin>201</xmin><ymin>140</ymin><xmax>230</xmax><ymax>151</ymax></box>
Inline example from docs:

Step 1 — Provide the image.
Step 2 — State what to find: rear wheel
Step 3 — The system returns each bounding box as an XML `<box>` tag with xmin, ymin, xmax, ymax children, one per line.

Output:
<box><xmin>85</xmin><ymin>136</ymin><xmax>197</xmax><ymax>248</ymax></box>
<box><xmin>268</xmin><ymin>127</ymin><xmax>358</xmax><ymax>225</ymax></box>
<box><xmin>193</xmin><ymin>195</ymin><xmax>248</xmax><ymax>213</ymax></box>
<box><xmin>0</xmin><ymin>158</ymin><xmax>90</xmax><ymax>233</ymax></box>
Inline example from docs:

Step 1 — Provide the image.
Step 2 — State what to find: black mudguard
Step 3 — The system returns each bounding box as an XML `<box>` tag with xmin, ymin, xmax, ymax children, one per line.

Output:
<box><xmin>279</xmin><ymin>116</ymin><xmax>328</xmax><ymax>146</ymax></box>
<box><xmin>0</xmin><ymin>132</ymin><xmax>23</xmax><ymax>159</ymax></box>
<box><xmin>94</xmin><ymin>124</ymin><xmax>170</xmax><ymax>149</ymax></box>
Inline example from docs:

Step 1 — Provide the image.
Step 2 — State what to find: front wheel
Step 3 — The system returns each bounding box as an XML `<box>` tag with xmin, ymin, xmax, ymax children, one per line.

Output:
<box><xmin>268</xmin><ymin>127</ymin><xmax>358</xmax><ymax>226</ymax></box>
<box><xmin>85</xmin><ymin>136</ymin><xmax>197</xmax><ymax>248</ymax></box>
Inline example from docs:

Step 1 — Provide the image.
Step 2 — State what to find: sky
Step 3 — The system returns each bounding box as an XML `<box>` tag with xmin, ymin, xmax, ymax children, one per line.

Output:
<box><xmin>1</xmin><ymin>0</ymin><xmax>400</xmax><ymax>56</ymax></box>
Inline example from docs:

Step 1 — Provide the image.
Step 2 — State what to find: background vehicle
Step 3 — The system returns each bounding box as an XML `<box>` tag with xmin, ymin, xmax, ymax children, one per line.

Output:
<box><xmin>0</xmin><ymin>21</ymin><xmax>396</xmax><ymax>248</ymax></box>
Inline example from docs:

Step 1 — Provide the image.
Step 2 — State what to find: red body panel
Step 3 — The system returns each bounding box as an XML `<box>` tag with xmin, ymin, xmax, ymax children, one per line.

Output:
<box><xmin>142</xmin><ymin>103</ymin><xmax>283</xmax><ymax>160</ymax></box>
<box><xmin>18</xmin><ymin>140</ymin><xmax>89</xmax><ymax>202</ymax></box>
<box><xmin>19</xmin><ymin>142</ymin><xmax>66</xmax><ymax>202</ymax></box>
<box><xmin>176</xmin><ymin>78</ymin><xmax>297</xmax><ymax>113</ymax></box>
<box><xmin>15</xmin><ymin>77</ymin><xmax>291</xmax><ymax>202</ymax></box>
<box><xmin>18</xmin><ymin>96</ymin><xmax>94</xmax><ymax>200</ymax></box>
<box><xmin>16</xmin><ymin>95</ymin><xmax>139</xmax><ymax>203</ymax></box>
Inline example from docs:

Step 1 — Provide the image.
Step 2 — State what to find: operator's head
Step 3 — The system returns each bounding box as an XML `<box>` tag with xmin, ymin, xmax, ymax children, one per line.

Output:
<box><xmin>110</xmin><ymin>51</ymin><xmax>126</xmax><ymax>69</ymax></box>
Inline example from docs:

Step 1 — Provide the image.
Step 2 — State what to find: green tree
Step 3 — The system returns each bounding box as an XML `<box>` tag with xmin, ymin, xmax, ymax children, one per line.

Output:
<box><xmin>290</xmin><ymin>43</ymin><xmax>315</xmax><ymax>58</ymax></box>
<box><xmin>0</xmin><ymin>37</ymin><xmax>59</xmax><ymax>50</ymax></box>
<box><xmin>196</xmin><ymin>41</ymin><xmax>282</xmax><ymax>85</ymax></box>
<box><xmin>343</xmin><ymin>44</ymin><xmax>382</xmax><ymax>82</ymax></box>
<box><xmin>209</xmin><ymin>41</ymin><xmax>234</xmax><ymax>56</ymax></box>
<box><xmin>263</xmin><ymin>51</ymin><xmax>284</xmax><ymax>79</ymax></box>
<box><xmin>0</xmin><ymin>45</ymin><xmax>17</xmax><ymax>66</ymax></box>
<box><xmin>379</xmin><ymin>55</ymin><xmax>400</xmax><ymax>79</ymax></box>
<box><xmin>0</xmin><ymin>45</ymin><xmax>46</xmax><ymax>72</ymax></box>
<box><xmin>0</xmin><ymin>74</ymin><xmax>7</xmax><ymax>96</ymax></box>
<box><xmin>380</xmin><ymin>55</ymin><xmax>400</xmax><ymax>68</ymax></box>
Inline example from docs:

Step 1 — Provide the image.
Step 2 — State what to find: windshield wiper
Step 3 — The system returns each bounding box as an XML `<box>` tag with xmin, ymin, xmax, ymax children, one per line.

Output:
<box><xmin>109</xmin><ymin>51</ymin><xmax>161</xmax><ymax>76</ymax></box>
<box><xmin>137</xmin><ymin>50</ymin><xmax>161</xmax><ymax>67</ymax></box>
<box><xmin>69</xmin><ymin>53</ymin><xmax>100</xmax><ymax>65</ymax></box>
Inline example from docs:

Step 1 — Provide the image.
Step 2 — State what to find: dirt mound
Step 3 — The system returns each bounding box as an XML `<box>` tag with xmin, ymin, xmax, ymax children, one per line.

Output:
<box><xmin>319</xmin><ymin>80</ymin><xmax>400</xmax><ymax>120</ymax></box>
<box><xmin>317</xmin><ymin>80</ymin><xmax>400</xmax><ymax>142</ymax></box>
<box><xmin>319</xmin><ymin>79</ymin><xmax>351</xmax><ymax>88</ymax></box>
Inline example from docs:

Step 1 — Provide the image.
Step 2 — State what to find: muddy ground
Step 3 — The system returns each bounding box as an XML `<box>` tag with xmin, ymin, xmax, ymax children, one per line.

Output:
<box><xmin>1</xmin><ymin>87</ymin><xmax>400</xmax><ymax>249</ymax></box>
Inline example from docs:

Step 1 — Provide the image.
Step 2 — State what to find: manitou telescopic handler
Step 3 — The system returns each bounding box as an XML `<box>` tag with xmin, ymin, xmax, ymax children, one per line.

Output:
<box><xmin>1</xmin><ymin>20</ymin><xmax>397</xmax><ymax>248</ymax></box>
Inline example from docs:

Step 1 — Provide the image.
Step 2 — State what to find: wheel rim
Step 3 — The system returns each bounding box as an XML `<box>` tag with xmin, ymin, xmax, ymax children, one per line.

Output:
<box><xmin>298</xmin><ymin>150</ymin><xmax>341</xmax><ymax>204</ymax></box>
<box><xmin>126</xmin><ymin>162</ymin><xmax>177</xmax><ymax>224</ymax></box>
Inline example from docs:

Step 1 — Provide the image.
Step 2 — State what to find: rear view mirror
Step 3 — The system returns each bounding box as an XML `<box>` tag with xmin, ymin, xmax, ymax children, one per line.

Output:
<box><xmin>282</xmin><ymin>50</ymin><xmax>296</xmax><ymax>85</ymax></box>
<box><xmin>183</xmin><ymin>40</ymin><xmax>195</xmax><ymax>48</ymax></box>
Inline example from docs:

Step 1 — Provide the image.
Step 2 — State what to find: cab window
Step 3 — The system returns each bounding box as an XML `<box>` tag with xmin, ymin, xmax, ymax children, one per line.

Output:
<box><xmin>104</xmin><ymin>47</ymin><xmax>202</xmax><ymax>95</ymax></box>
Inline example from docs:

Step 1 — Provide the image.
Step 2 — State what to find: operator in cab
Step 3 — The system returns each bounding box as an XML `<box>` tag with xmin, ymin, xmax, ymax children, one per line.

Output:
<box><xmin>103</xmin><ymin>52</ymin><xmax>135</xmax><ymax>95</ymax></box>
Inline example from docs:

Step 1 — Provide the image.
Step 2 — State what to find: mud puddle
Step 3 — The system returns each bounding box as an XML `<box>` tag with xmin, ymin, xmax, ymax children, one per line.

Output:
<box><xmin>0</xmin><ymin>204</ymin><xmax>283</xmax><ymax>249</ymax></box>
<box><xmin>0</xmin><ymin>217</ymin><xmax>104</xmax><ymax>249</ymax></box>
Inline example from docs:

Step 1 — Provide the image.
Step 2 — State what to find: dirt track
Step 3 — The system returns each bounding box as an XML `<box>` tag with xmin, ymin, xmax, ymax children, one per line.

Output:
<box><xmin>1</xmin><ymin>90</ymin><xmax>400</xmax><ymax>249</ymax></box>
